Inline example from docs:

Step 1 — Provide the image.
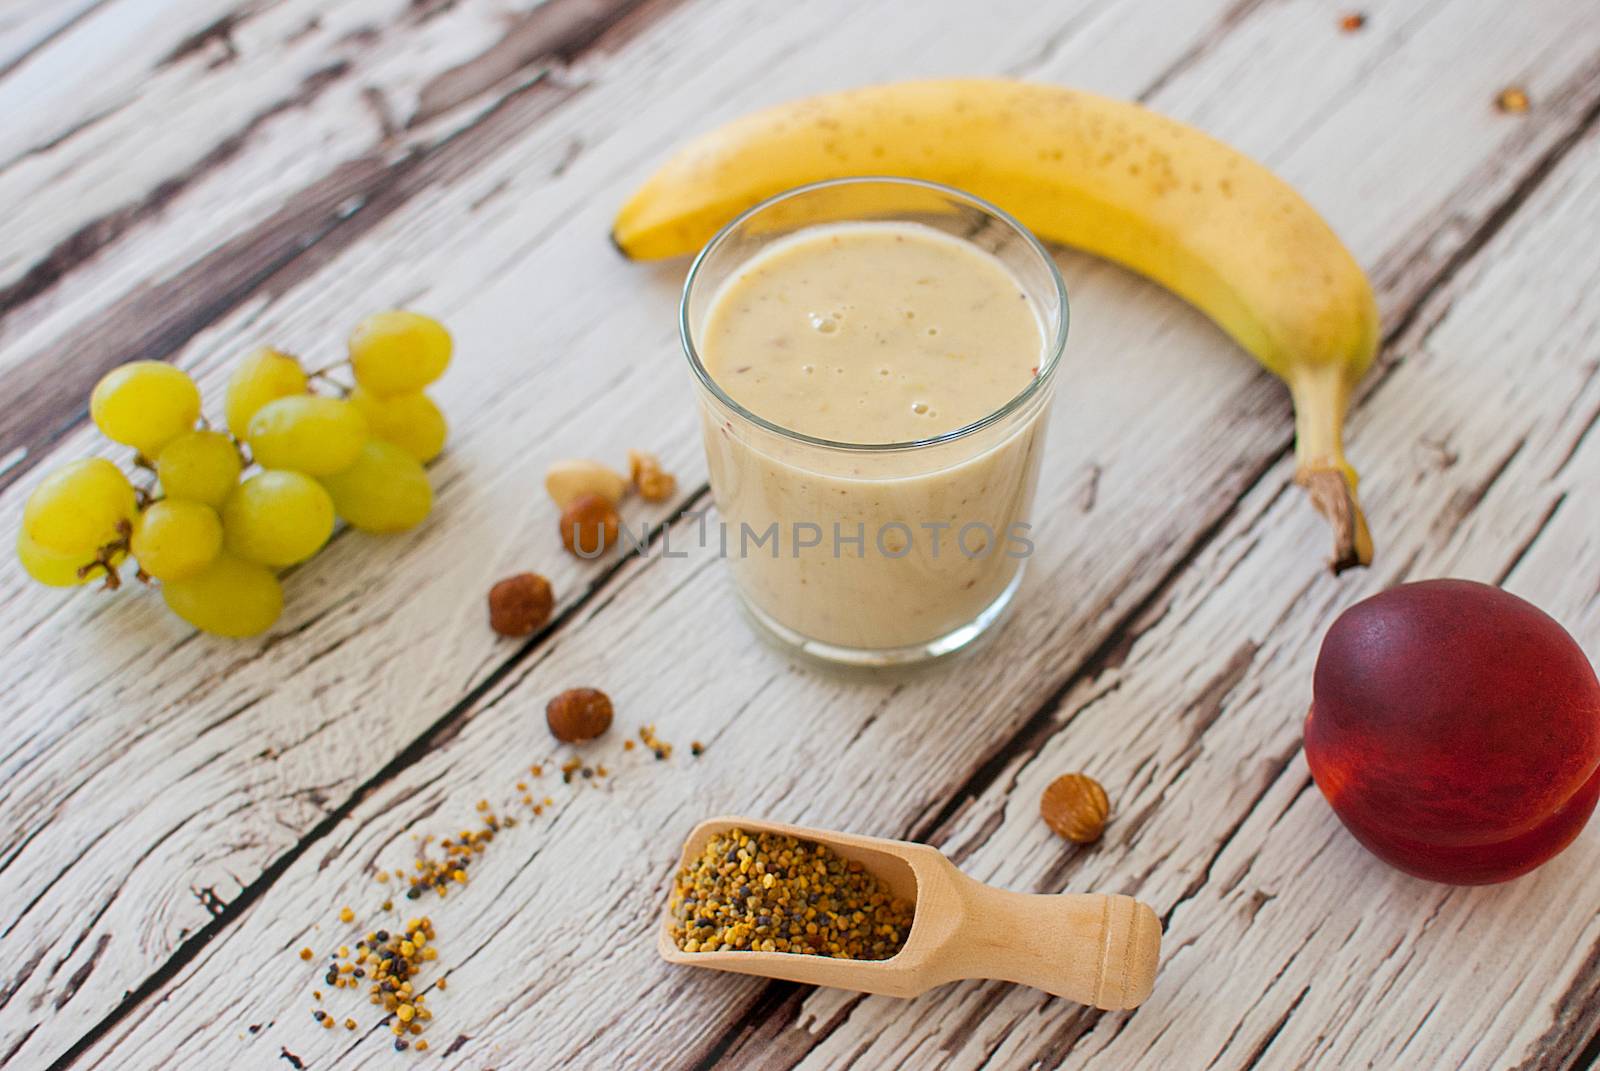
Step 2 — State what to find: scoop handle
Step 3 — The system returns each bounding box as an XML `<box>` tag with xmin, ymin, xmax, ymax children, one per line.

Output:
<box><xmin>953</xmin><ymin>882</ymin><xmax>1161</xmax><ymax>1009</ymax></box>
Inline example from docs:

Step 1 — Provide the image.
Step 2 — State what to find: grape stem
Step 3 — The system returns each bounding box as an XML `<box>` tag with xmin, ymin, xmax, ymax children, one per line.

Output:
<box><xmin>304</xmin><ymin>362</ymin><xmax>354</xmax><ymax>397</ymax></box>
<box><xmin>81</xmin><ymin>519</ymin><xmax>134</xmax><ymax>591</ymax></box>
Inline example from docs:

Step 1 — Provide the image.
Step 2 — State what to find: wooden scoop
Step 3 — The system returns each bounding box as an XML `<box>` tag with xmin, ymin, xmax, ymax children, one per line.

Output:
<box><xmin>658</xmin><ymin>816</ymin><xmax>1161</xmax><ymax>1009</ymax></box>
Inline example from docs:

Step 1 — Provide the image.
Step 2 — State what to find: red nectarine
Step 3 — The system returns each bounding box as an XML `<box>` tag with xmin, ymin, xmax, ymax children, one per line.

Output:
<box><xmin>1305</xmin><ymin>579</ymin><xmax>1600</xmax><ymax>884</ymax></box>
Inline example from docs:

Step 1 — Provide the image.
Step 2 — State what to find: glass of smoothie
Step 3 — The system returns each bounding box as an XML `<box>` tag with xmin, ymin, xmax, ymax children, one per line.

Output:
<box><xmin>680</xmin><ymin>178</ymin><xmax>1068</xmax><ymax>666</ymax></box>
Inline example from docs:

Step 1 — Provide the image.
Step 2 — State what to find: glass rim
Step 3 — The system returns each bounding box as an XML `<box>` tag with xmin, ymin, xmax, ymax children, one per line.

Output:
<box><xmin>678</xmin><ymin>176</ymin><xmax>1070</xmax><ymax>453</ymax></box>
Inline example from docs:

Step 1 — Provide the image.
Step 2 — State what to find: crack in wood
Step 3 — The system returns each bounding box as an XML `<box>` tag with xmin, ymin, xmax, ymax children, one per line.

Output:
<box><xmin>1214</xmin><ymin>775</ymin><xmax>1316</xmax><ymax>901</ymax></box>
<box><xmin>1134</xmin><ymin>0</ymin><xmax>1271</xmax><ymax>104</ymax></box>
<box><xmin>1160</xmin><ymin>741</ymin><xmax>1304</xmax><ymax>935</ymax></box>
<box><xmin>0</xmin><ymin>59</ymin><xmax>353</xmax><ymax>325</ymax></box>
<box><xmin>0</xmin><ymin>0</ymin><xmax>119</xmax><ymax>83</ymax></box>
<box><xmin>1376</xmin><ymin>55</ymin><xmax>1600</xmax><ymax>354</ymax></box>
<box><xmin>910</xmin><ymin>443</ymin><xmax>1286</xmax><ymax>860</ymax></box>
<box><xmin>12</xmin><ymin>4</ymin><xmax>1600</xmax><ymax>1062</ymax></box>
<box><xmin>191</xmin><ymin>883</ymin><xmax>227</xmax><ymax>922</ymax></box>
<box><xmin>1201</xmin><ymin>925</ymin><xmax>1318</xmax><ymax>1069</ymax></box>
<box><xmin>1174</xmin><ymin>641</ymin><xmax>1261</xmax><ymax>759</ymax></box>
<box><xmin>1003</xmin><ymin>0</ymin><xmax>1117</xmax><ymax>77</ymax></box>
<box><xmin>159</xmin><ymin>10</ymin><xmax>247</xmax><ymax>69</ymax></box>
<box><xmin>940</xmin><ymin>985</ymin><xmax>1017</xmax><ymax>1055</ymax></box>
<box><xmin>648</xmin><ymin>25</ymin><xmax>1600</xmax><ymax>1071</ymax></box>
<box><xmin>1430</xmin><ymin>433</ymin><xmax>1526</xmax><ymax>540</ymax></box>
<box><xmin>686</xmin><ymin>981</ymin><xmax>813</xmax><ymax>1071</ymax></box>
<box><xmin>0</xmin><ymin>100</ymin><xmax>133</xmax><ymax>172</ymax></box>
<box><xmin>1</xmin><ymin>1023</ymin><xmax>40</xmax><ymax>1067</ymax></box>
<box><xmin>195</xmin><ymin>695</ymin><xmax>267</xmax><ymax>739</ymax></box>
<box><xmin>0</xmin><ymin>820</ymin><xmax>114</xmax><ymax>934</ymax></box>
<box><xmin>1238</xmin><ymin>983</ymin><xmax>1311</xmax><ymax>1070</ymax></box>
<box><xmin>51</xmin><ymin>933</ymin><xmax>110</xmax><ymax>1012</ymax></box>
<box><xmin>1494</xmin><ymin>492</ymin><xmax>1569</xmax><ymax>587</ymax></box>
<box><xmin>411</xmin><ymin>0</ymin><xmax>660</xmax><ymax>127</ymax></box>
<box><xmin>0</xmin><ymin>946</ymin><xmax>47</xmax><ymax>1016</ymax></box>
<box><xmin>1551</xmin><ymin>380</ymin><xmax>1600</xmax><ymax>477</ymax></box>
<box><xmin>39</xmin><ymin>483</ymin><xmax>709</xmax><ymax>1070</ymax></box>
<box><xmin>0</xmin><ymin>0</ymin><xmax>674</xmax><ymax>497</ymax></box>
<box><xmin>1022</xmin><ymin>1001</ymin><xmax>1106</xmax><ymax>1068</ymax></box>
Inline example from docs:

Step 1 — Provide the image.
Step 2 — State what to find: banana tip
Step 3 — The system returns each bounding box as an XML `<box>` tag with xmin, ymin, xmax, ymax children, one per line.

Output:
<box><xmin>1297</xmin><ymin>467</ymin><xmax>1374</xmax><ymax>574</ymax></box>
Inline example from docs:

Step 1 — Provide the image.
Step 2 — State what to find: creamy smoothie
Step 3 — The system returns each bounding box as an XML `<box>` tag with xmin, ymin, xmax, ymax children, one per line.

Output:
<box><xmin>695</xmin><ymin>220</ymin><xmax>1053</xmax><ymax>653</ymax></box>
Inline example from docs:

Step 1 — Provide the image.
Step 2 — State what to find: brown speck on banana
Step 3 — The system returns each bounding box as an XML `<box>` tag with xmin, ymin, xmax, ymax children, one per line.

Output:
<box><xmin>612</xmin><ymin>78</ymin><xmax>1380</xmax><ymax>572</ymax></box>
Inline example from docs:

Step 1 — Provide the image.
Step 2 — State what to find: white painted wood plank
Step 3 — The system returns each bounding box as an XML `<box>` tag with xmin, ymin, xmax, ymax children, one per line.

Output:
<box><xmin>40</xmin><ymin>2</ymin><xmax>1600</xmax><ymax>1067</ymax></box>
<box><xmin>0</xmin><ymin>0</ymin><xmax>113</xmax><ymax>77</ymax></box>
<box><xmin>0</xmin><ymin>0</ymin><xmax>248</xmax><ymax>166</ymax></box>
<box><xmin>0</xmin><ymin>0</ymin><xmax>548</xmax><ymax>331</ymax></box>
<box><xmin>1</xmin><ymin>0</ymin><xmax>1281</xmax><ymax>1063</ymax></box>
<box><xmin>783</xmin><ymin>103</ymin><xmax>1600</xmax><ymax>1071</ymax></box>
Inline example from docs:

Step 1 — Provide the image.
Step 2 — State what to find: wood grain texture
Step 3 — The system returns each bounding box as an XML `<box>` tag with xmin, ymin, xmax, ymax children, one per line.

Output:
<box><xmin>724</xmin><ymin>116</ymin><xmax>1600</xmax><ymax>1071</ymax></box>
<box><xmin>0</xmin><ymin>0</ymin><xmax>1596</xmax><ymax>1067</ymax></box>
<box><xmin>0</xmin><ymin>0</ymin><xmax>1587</xmax><ymax>1062</ymax></box>
<box><xmin>0</xmin><ymin>0</ymin><xmax>672</xmax><ymax>488</ymax></box>
<box><xmin>0</xmin><ymin>0</ymin><xmax>116</xmax><ymax>81</ymax></box>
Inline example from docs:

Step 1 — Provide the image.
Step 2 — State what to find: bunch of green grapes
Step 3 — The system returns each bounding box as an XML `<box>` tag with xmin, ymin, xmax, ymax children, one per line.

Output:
<box><xmin>16</xmin><ymin>311</ymin><xmax>451</xmax><ymax>638</ymax></box>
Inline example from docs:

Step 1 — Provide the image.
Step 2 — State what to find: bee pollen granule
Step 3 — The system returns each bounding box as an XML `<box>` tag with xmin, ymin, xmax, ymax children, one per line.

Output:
<box><xmin>668</xmin><ymin>829</ymin><xmax>913</xmax><ymax>960</ymax></box>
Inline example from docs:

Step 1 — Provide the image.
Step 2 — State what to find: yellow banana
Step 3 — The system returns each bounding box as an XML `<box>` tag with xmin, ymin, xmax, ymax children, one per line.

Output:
<box><xmin>614</xmin><ymin>79</ymin><xmax>1379</xmax><ymax>571</ymax></box>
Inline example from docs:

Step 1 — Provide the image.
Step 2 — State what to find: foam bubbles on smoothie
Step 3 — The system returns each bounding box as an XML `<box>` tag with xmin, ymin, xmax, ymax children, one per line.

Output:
<box><xmin>700</xmin><ymin>222</ymin><xmax>1041</xmax><ymax>444</ymax></box>
<box><xmin>809</xmin><ymin>310</ymin><xmax>845</xmax><ymax>334</ymax></box>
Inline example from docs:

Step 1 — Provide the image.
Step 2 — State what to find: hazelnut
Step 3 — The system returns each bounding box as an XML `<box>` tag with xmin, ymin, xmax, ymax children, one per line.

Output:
<box><xmin>1040</xmin><ymin>773</ymin><xmax>1110</xmax><ymax>844</ymax></box>
<box><xmin>559</xmin><ymin>493</ymin><xmax>621</xmax><ymax>557</ymax></box>
<box><xmin>545</xmin><ymin>459</ymin><xmax>627</xmax><ymax>509</ymax></box>
<box><xmin>628</xmin><ymin>449</ymin><xmax>677</xmax><ymax>503</ymax></box>
<box><xmin>488</xmin><ymin>572</ymin><xmax>554</xmax><ymax>637</ymax></box>
<box><xmin>546</xmin><ymin>687</ymin><xmax>613</xmax><ymax>743</ymax></box>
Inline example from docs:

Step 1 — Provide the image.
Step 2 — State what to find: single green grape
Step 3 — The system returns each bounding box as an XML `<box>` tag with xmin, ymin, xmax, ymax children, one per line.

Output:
<box><xmin>222</xmin><ymin>470</ymin><xmax>335</xmax><ymax>566</ymax></box>
<box><xmin>17</xmin><ymin>530</ymin><xmax>94</xmax><ymax>587</ymax></box>
<box><xmin>319</xmin><ymin>440</ymin><xmax>433</xmax><ymax>533</ymax></box>
<box><xmin>156</xmin><ymin>431</ymin><xmax>243</xmax><ymax>506</ymax></box>
<box><xmin>23</xmin><ymin>458</ymin><xmax>136</xmax><ymax>555</ymax></box>
<box><xmin>131</xmin><ymin>500</ymin><xmax>223</xmax><ymax>581</ymax></box>
<box><xmin>16</xmin><ymin>531</ymin><xmax>126</xmax><ymax>587</ymax></box>
<box><xmin>347</xmin><ymin>311</ymin><xmax>452</xmax><ymax>397</ymax></box>
<box><xmin>90</xmin><ymin>361</ymin><xmax>201</xmax><ymax>458</ymax></box>
<box><xmin>225</xmin><ymin>347</ymin><xmax>308</xmax><ymax>438</ymax></box>
<box><xmin>162</xmin><ymin>552</ymin><xmax>283</xmax><ymax>637</ymax></box>
<box><xmin>348</xmin><ymin>386</ymin><xmax>448</xmax><ymax>463</ymax></box>
<box><xmin>245</xmin><ymin>395</ymin><xmax>368</xmax><ymax>476</ymax></box>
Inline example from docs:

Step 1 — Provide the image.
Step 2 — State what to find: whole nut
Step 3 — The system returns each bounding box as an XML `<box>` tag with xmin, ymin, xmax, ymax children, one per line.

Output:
<box><xmin>628</xmin><ymin>449</ymin><xmax>677</xmax><ymax>503</ymax></box>
<box><xmin>488</xmin><ymin>572</ymin><xmax>554</xmax><ymax>637</ymax></box>
<box><xmin>560</xmin><ymin>493</ymin><xmax>620</xmax><ymax>557</ymax></box>
<box><xmin>1041</xmin><ymin>773</ymin><xmax>1110</xmax><ymax>844</ymax></box>
<box><xmin>546</xmin><ymin>687</ymin><xmax>613</xmax><ymax>742</ymax></box>
<box><xmin>545</xmin><ymin>459</ymin><xmax>627</xmax><ymax>509</ymax></box>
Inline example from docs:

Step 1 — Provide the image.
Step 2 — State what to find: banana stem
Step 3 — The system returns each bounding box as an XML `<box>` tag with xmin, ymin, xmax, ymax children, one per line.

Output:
<box><xmin>1288</xmin><ymin>365</ymin><xmax>1374</xmax><ymax>573</ymax></box>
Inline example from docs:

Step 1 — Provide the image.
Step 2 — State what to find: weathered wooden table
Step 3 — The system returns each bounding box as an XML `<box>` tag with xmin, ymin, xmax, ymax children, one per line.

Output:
<box><xmin>4</xmin><ymin>0</ymin><xmax>1599</xmax><ymax>1067</ymax></box>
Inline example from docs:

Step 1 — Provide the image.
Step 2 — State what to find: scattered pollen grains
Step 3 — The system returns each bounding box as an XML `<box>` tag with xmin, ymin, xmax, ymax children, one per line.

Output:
<box><xmin>297</xmin><ymin>718</ymin><xmax>695</xmax><ymax>1053</ymax></box>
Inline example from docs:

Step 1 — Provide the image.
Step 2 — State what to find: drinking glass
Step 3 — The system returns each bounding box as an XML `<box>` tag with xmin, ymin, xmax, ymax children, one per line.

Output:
<box><xmin>680</xmin><ymin>178</ymin><xmax>1068</xmax><ymax>666</ymax></box>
